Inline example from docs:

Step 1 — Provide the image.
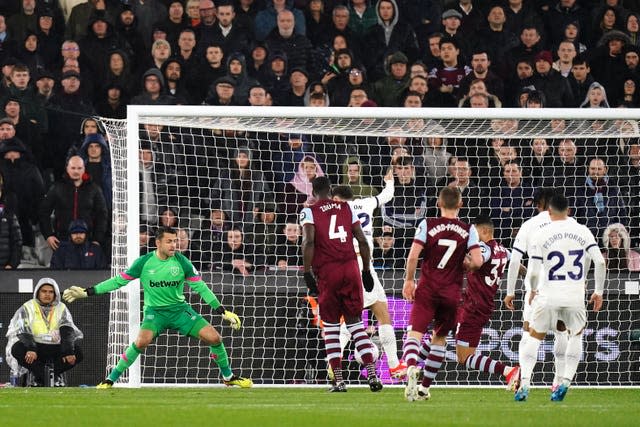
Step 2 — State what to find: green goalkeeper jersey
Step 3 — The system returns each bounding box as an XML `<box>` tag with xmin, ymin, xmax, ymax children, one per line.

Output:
<box><xmin>93</xmin><ymin>252</ymin><xmax>221</xmax><ymax>310</ymax></box>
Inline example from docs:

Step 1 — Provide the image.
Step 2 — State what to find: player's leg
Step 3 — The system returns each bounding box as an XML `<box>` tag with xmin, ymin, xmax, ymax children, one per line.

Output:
<box><xmin>455</xmin><ymin>312</ymin><xmax>520</xmax><ymax>389</ymax></box>
<box><xmin>99</xmin><ymin>328</ymin><xmax>155</xmax><ymax>388</ymax></box>
<box><xmin>518</xmin><ymin>290</ymin><xmax>533</xmax><ymax>352</ymax></box>
<box><xmin>370</xmin><ymin>299</ymin><xmax>404</xmax><ymax>375</ymax></box>
<box><xmin>551</xmin><ymin>308</ymin><xmax>586</xmax><ymax>401</ymax></box>
<box><xmin>195</xmin><ymin>323</ymin><xmax>252</xmax><ymax>388</ymax></box>
<box><xmin>552</xmin><ymin>320</ymin><xmax>568</xmax><ymax>392</ymax></box>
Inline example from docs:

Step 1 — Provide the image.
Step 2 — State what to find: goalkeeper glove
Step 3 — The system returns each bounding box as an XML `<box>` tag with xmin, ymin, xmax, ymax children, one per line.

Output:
<box><xmin>304</xmin><ymin>272</ymin><xmax>318</xmax><ymax>297</ymax></box>
<box><xmin>63</xmin><ymin>286</ymin><xmax>91</xmax><ymax>303</ymax></box>
<box><xmin>222</xmin><ymin>310</ymin><xmax>241</xmax><ymax>330</ymax></box>
<box><xmin>362</xmin><ymin>270</ymin><xmax>374</xmax><ymax>292</ymax></box>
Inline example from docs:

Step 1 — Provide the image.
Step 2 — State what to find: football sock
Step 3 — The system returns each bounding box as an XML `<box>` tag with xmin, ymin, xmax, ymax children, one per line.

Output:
<box><xmin>346</xmin><ymin>322</ymin><xmax>374</xmax><ymax>365</ymax></box>
<box><xmin>339</xmin><ymin>323</ymin><xmax>351</xmax><ymax>357</ymax></box>
<box><xmin>464</xmin><ymin>354</ymin><xmax>506</xmax><ymax>376</ymax></box>
<box><xmin>108</xmin><ymin>343</ymin><xmax>142</xmax><ymax>382</ymax></box>
<box><xmin>419</xmin><ymin>338</ymin><xmax>431</xmax><ymax>363</ymax></box>
<box><xmin>553</xmin><ymin>330</ymin><xmax>569</xmax><ymax>386</ymax></box>
<box><xmin>378</xmin><ymin>324</ymin><xmax>400</xmax><ymax>368</ymax></box>
<box><xmin>209</xmin><ymin>343</ymin><xmax>233</xmax><ymax>379</ymax></box>
<box><xmin>519</xmin><ymin>335</ymin><xmax>542</xmax><ymax>388</ymax></box>
<box><xmin>324</xmin><ymin>322</ymin><xmax>344</xmax><ymax>383</ymax></box>
<box><xmin>402</xmin><ymin>337</ymin><xmax>420</xmax><ymax>367</ymax></box>
<box><xmin>421</xmin><ymin>344</ymin><xmax>446</xmax><ymax>388</ymax></box>
<box><xmin>563</xmin><ymin>334</ymin><xmax>583</xmax><ymax>386</ymax></box>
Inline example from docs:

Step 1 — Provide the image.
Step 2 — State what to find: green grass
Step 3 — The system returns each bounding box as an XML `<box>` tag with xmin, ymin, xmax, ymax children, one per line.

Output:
<box><xmin>0</xmin><ymin>387</ymin><xmax>638</xmax><ymax>427</ymax></box>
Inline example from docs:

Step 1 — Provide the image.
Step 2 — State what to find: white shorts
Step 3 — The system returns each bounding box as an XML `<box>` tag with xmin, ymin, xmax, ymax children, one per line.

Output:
<box><xmin>357</xmin><ymin>255</ymin><xmax>387</xmax><ymax>308</ymax></box>
<box><xmin>522</xmin><ymin>290</ymin><xmax>533</xmax><ymax>324</ymax></box>
<box><xmin>529</xmin><ymin>295</ymin><xmax>586</xmax><ymax>336</ymax></box>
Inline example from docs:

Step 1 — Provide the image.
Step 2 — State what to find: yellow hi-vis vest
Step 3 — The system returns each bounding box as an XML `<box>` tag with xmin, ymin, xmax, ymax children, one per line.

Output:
<box><xmin>24</xmin><ymin>300</ymin><xmax>64</xmax><ymax>344</ymax></box>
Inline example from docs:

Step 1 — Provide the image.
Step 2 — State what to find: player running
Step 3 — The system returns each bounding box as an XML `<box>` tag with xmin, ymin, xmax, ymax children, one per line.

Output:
<box><xmin>63</xmin><ymin>226</ymin><xmax>252</xmax><ymax>389</ymax></box>
<box><xmin>505</xmin><ymin>188</ymin><xmax>571</xmax><ymax>392</ymax></box>
<box><xmin>331</xmin><ymin>170</ymin><xmax>407</xmax><ymax>378</ymax></box>
<box><xmin>514</xmin><ymin>193</ymin><xmax>605</xmax><ymax>402</ymax></box>
<box><xmin>300</xmin><ymin>176</ymin><xmax>383</xmax><ymax>392</ymax></box>
<box><xmin>401</xmin><ymin>187</ymin><xmax>483</xmax><ymax>401</ymax></box>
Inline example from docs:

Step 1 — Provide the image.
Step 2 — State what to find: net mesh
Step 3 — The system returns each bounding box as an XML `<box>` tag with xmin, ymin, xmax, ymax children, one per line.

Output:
<box><xmin>100</xmin><ymin>109</ymin><xmax>640</xmax><ymax>386</ymax></box>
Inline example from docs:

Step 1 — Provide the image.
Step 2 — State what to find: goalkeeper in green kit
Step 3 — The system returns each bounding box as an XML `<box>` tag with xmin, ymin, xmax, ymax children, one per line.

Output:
<box><xmin>63</xmin><ymin>226</ymin><xmax>253</xmax><ymax>389</ymax></box>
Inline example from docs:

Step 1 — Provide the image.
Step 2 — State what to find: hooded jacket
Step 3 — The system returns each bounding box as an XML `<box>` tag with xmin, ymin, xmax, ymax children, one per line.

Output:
<box><xmin>130</xmin><ymin>68</ymin><xmax>178</xmax><ymax>105</ymax></box>
<box><xmin>78</xmin><ymin>133</ymin><xmax>113</xmax><ymax>209</ymax></box>
<box><xmin>0</xmin><ymin>172</ymin><xmax>22</xmax><ymax>268</ymax></box>
<box><xmin>340</xmin><ymin>156</ymin><xmax>379</xmax><ymax>198</ymax></box>
<box><xmin>226</xmin><ymin>52</ymin><xmax>260</xmax><ymax>105</ymax></box>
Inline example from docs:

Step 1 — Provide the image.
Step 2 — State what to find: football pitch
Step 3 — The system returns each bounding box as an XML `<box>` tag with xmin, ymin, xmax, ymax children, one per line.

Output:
<box><xmin>1</xmin><ymin>387</ymin><xmax>638</xmax><ymax>427</ymax></box>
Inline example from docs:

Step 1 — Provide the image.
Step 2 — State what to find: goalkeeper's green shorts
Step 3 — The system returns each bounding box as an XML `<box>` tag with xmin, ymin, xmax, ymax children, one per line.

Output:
<box><xmin>141</xmin><ymin>303</ymin><xmax>209</xmax><ymax>338</ymax></box>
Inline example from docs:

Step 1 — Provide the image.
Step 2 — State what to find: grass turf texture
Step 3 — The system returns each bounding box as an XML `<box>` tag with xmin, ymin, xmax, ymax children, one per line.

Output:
<box><xmin>0</xmin><ymin>388</ymin><xmax>638</xmax><ymax>427</ymax></box>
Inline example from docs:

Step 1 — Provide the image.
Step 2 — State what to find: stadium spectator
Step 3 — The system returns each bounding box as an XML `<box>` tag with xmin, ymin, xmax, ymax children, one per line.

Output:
<box><xmin>364</xmin><ymin>0</ymin><xmax>419</xmax><ymax>80</ymax></box>
<box><xmin>50</xmin><ymin>219</ymin><xmax>106</xmax><ymax>269</ymax></box>
<box><xmin>144</xmin><ymin>39</ymin><xmax>172</xmax><ymax>71</ymax></box>
<box><xmin>502</xmin><ymin>25</ymin><xmax>543</xmax><ymax>80</ymax></box>
<box><xmin>544</xmin><ymin>0</ymin><xmax>590</xmax><ymax>48</ymax></box>
<box><xmin>340</xmin><ymin>156</ymin><xmax>378</xmax><ymax>198</ymax></box>
<box><xmin>205</xmin><ymin>75</ymin><xmax>238</xmax><ymax>105</ymax></box>
<box><xmin>568</xmin><ymin>56</ymin><xmax>595</xmax><ymax>107</ymax></box>
<box><xmin>458</xmin><ymin>79</ymin><xmax>502</xmax><ymax>108</ymax></box>
<box><xmin>590</xmin><ymin>6</ymin><xmax>623</xmax><ymax>47</ymax></box>
<box><xmin>489</xmin><ymin>161</ymin><xmax>535</xmax><ymax>246</ymax></box>
<box><xmin>255</xmin><ymin>0</ymin><xmax>306</xmax><ymax>42</ymax></box>
<box><xmin>2</xmin><ymin>64</ymin><xmax>46</xmax><ymax>132</ymax></box>
<box><xmin>194</xmin><ymin>0</ymin><xmax>219</xmax><ymax>50</ymax></box>
<box><xmin>190</xmin><ymin>43</ymin><xmax>226</xmax><ymax>104</ymax></box>
<box><xmin>139</xmin><ymin>224</ymin><xmax>153</xmax><ymax>255</ymax></box>
<box><xmin>602</xmin><ymin>222</ymin><xmax>640</xmax><ymax>272</ymax></box>
<box><xmin>113</xmin><ymin>5</ymin><xmax>146</xmax><ymax>72</ymax></box>
<box><xmin>368</xmin><ymin>51</ymin><xmax>407</xmax><ymax>107</ymax></box>
<box><xmin>265</xmin><ymin>10</ymin><xmax>313</xmax><ymax>73</ymax></box>
<box><xmin>458</xmin><ymin>49</ymin><xmax>504</xmax><ymax>104</ymax></box>
<box><xmin>226</xmin><ymin>52</ymin><xmax>260</xmax><ymax>105</ymax></box>
<box><xmin>103</xmin><ymin>50</ymin><xmax>136</xmax><ymax>100</ymax></box>
<box><xmin>76</xmin><ymin>133</ymin><xmax>112</xmax><ymax>210</ymax></box>
<box><xmin>130</xmin><ymin>68</ymin><xmax>177</xmax><ymax>105</ymax></box>
<box><xmin>348</xmin><ymin>0</ymin><xmax>377</xmax><ymax>40</ymax></box>
<box><xmin>275</xmin><ymin>218</ymin><xmax>302</xmax><ymax>269</ymax></box>
<box><xmin>7</xmin><ymin>0</ymin><xmax>39</xmax><ymax>43</ymax></box>
<box><xmin>214</xmin><ymin>228</ymin><xmax>254</xmax><ymax>275</ymax></box>
<box><xmin>247</xmin><ymin>201</ymin><xmax>279</xmax><ymax>269</ymax></box>
<box><xmin>0</xmin><ymin>136</ymin><xmax>45</xmax><ymax>252</ymax></box>
<box><xmin>579</xmin><ymin>81</ymin><xmax>611</xmax><ymax>107</ymax></box>
<box><xmin>0</xmin><ymin>169</ymin><xmax>22</xmax><ymax>268</ymax></box>
<box><xmin>623</xmin><ymin>46</ymin><xmax>640</xmax><ymax>78</ymax></box>
<box><xmin>15</xmin><ymin>31</ymin><xmax>46</xmax><ymax>77</ymax></box>
<box><xmin>95</xmin><ymin>82</ymin><xmax>126</xmax><ymax>119</ymax></box>
<box><xmin>159</xmin><ymin>207</ymin><xmax>179</xmax><ymax>228</ymax></box>
<box><xmin>209</xmin><ymin>3</ymin><xmax>251</xmax><ymax>57</ymax></box>
<box><xmin>235</xmin><ymin>0</ymin><xmax>261</xmax><ymax>34</ymax></box>
<box><xmin>447</xmin><ymin>157</ymin><xmax>487</xmax><ymax>223</ymax></box>
<box><xmin>176</xmin><ymin>227</ymin><xmax>193</xmax><ymax>259</ymax></box>
<box><xmin>6</xmin><ymin>278</ymin><xmax>83</xmax><ymax>386</ymax></box>
<box><xmin>161</xmin><ymin>58</ymin><xmax>191</xmax><ymax>104</ymax></box>
<box><xmin>573</xmin><ymin>157</ymin><xmax>628</xmax><ymax>238</ymax></box>
<box><xmin>131</xmin><ymin>0</ymin><xmax>168</xmax><ymax>50</ymax></box>
<box><xmin>428</xmin><ymin>38</ymin><xmax>470</xmax><ymax>107</ymax></box>
<box><xmin>588</xmin><ymin>30</ymin><xmax>630</xmax><ymax>107</ymax></box>
<box><xmin>372</xmin><ymin>227</ymin><xmax>402</xmax><ymax>269</ymax></box>
<box><xmin>532</xmin><ymin>50</ymin><xmax>574</xmax><ymax>107</ymax></box>
<box><xmin>553</xmin><ymin>40</ymin><xmax>577</xmax><ymax>78</ymax></box>
<box><xmin>422</xmin><ymin>134</ymin><xmax>453</xmax><ymax>187</ymax></box>
<box><xmin>279</xmin><ymin>155</ymin><xmax>324</xmax><ymax>214</ymax></box>
<box><xmin>192</xmin><ymin>205</ymin><xmax>232</xmax><ymax>269</ymax></box>
<box><xmin>158</xmin><ymin>0</ymin><xmax>191</xmax><ymax>47</ymax></box>
<box><xmin>1</xmin><ymin>99</ymin><xmax>43</xmax><ymax>168</ymax></box>
<box><xmin>475</xmin><ymin>5</ymin><xmax>519</xmax><ymax>66</ymax></box>
<box><xmin>173</xmin><ymin>28</ymin><xmax>200</xmax><ymax>77</ymax></box>
<box><xmin>65</xmin><ymin>0</ymin><xmax>120</xmax><ymax>42</ymax></box>
<box><xmin>521</xmin><ymin>138</ymin><xmax>556</xmax><ymax>187</ymax></box>
<box><xmin>39</xmin><ymin>155</ymin><xmax>108</xmax><ymax>250</ymax></box>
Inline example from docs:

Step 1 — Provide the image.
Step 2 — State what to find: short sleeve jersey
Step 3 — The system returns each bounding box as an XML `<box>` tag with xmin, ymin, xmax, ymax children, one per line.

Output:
<box><xmin>300</xmin><ymin>199</ymin><xmax>359</xmax><ymax>269</ymax></box>
<box><xmin>123</xmin><ymin>252</ymin><xmax>200</xmax><ymax>308</ymax></box>
<box><xmin>466</xmin><ymin>240</ymin><xmax>510</xmax><ymax>315</ymax></box>
<box><xmin>414</xmin><ymin>217</ymin><xmax>480</xmax><ymax>290</ymax></box>
<box><xmin>529</xmin><ymin>219</ymin><xmax>598</xmax><ymax>306</ymax></box>
<box><xmin>348</xmin><ymin>195</ymin><xmax>379</xmax><ymax>253</ymax></box>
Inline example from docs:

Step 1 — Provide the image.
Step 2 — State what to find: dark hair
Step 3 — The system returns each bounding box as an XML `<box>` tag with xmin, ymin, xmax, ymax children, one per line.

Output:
<box><xmin>473</xmin><ymin>215</ymin><xmax>494</xmax><ymax>229</ymax></box>
<box><xmin>331</xmin><ymin>185</ymin><xmax>354</xmax><ymax>200</ymax></box>
<box><xmin>439</xmin><ymin>186</ymin><xmax>461</xmax><ymax>209</ymax></box>
<box><xmin>533</xmin><ymin>187</ymin><xmax>558</xmax><ymax>208</ymax></box>
<box><xmin>439</xmin><ymin>37</ymin><xmax>459</xmax><ymax>50</ymax></box>
<box><xmin>572</xmin><ymin>54</ymin><xmax>589</xmax><ymax>67</ymax></box>
<box><xmin>156</xmin><ymin>225</ymin><xmax>177</xmax><ymax>240</ymax></box>
<box><xmin>312</xmin><ymin>176</ymin><xmax>331</xmax><ymax>196</ymax></box>
<box><xmin>549</xmin><ymin>193</ymin><xmax>569</xmax><ymax>212</ymax></box>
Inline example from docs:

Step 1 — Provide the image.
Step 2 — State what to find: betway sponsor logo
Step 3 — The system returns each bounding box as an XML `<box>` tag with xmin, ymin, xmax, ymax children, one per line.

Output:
<box><xmin>149</xmin><ymin>280</ymin><xmax>182</xmax><ymax>288</ymax></box>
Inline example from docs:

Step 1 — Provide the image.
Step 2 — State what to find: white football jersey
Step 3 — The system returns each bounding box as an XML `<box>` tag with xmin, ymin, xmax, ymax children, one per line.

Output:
<box><xmin>349</xmin><ymin>179</ymin><xmax>394</xmax><ymax>253</ymax></box>
<box><xmin>529</xmin><ymin>219</ymin><xmax>598</xmax><ymax>306</ymax></box>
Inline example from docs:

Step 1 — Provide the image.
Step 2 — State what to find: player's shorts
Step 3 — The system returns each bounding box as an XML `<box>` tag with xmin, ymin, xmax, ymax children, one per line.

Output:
<box><xmin>408</xmin><ymin>283</ymin><xmax>459</xmax><ymax>337</ymax></box>
<box><xmin>529</xmin><ymin>295</ymin><xmax>586</xmax><ymax>337</ymax></box>
<box><xmin>356</xmin><ymin>255</ymin><xmax>387</xmax><ymax>308</ymax></box>
<box><xmin>522</xmin><ymin>290</ymin><xmax>533</xmax><ymax>325</ymax></box>
<box><xmin>316</xmin><ymin>260</ymin><xmax>363</xmax><ymax>323</ymax></box>
<box><xmin>455</xmin><ymin>306</ymin><xmax>492</xmax><ymax>348</ymax></box>
<box><xmin>141</xmin><ymin>303</ymin><xmax>209</xmax><ymax>338</ymax></box>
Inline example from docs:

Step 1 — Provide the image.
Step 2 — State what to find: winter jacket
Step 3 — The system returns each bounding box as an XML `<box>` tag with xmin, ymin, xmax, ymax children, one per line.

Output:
<box><xmin>50</xmin><ymin>240</ymin><xmax>106</xmax><ymax>270</ymax></box>
<box><xmin>0</xmin><ymin>199</ymin><xmax>22</xmax><ymax>268</ymax></box>
<box><xmin>254</xmin><ymin>0</ymin><xmax>306</xmax><ymax>42</ymax></box>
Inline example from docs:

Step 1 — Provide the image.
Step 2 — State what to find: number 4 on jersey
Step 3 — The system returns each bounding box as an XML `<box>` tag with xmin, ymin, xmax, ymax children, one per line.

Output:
<box><xmin>329</xmin><ymin>214</ymin><xmax>347</xmax><ymax>242</ymax></box>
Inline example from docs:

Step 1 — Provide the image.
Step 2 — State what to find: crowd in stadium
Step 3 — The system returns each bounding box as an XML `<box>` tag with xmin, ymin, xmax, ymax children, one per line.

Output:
<box><xmin>0</xmin><ymin>0</ymin><xmax>640</xmax><ymax>271</ymax></box>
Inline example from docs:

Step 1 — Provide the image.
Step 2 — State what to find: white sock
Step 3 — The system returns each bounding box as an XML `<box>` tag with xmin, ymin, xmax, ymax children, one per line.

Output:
<box><xmin>519</xmin><ymin>335</ymin><xmax>541</xmax><ymax>388</ymax></box>
<box><xmin>553</xmin><ymin>330</ymin><xmax>569</xmax><ymax>386</ymax></box>
<box><xmin>339</xmin><ymin>323</ymin><xmax>351</xmax><ymax>355</ymax></box>
<box><xmin>563</xmin><ymin>334</ymin><xmax>583</xmax><ymax>386</ymax></box>
<box><xmin>378</xmin><ymin>324</ymin><xmax>400</xmax><ymax>368</ymax></box>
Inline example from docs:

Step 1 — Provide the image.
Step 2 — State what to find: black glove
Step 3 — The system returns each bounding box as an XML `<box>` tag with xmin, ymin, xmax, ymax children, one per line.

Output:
<box><xmin>304</xmin><ymin>272</ymin><xmax>318</xmax><ymax>296</ymax></box>
<box><xmin>362</xmin><ymin>270</ymin><xmax>374</xmax><ymax>292</ymax></box>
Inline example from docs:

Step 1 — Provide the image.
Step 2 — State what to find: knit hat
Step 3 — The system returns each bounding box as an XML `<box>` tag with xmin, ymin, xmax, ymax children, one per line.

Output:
<box><xmin>534</xmin><ymin>50</ymin><xmax>553</xmax><ymax>65</ymax></box>
<box><xmin>69</xmin><ymin>219</ymin><xmax>89</xmax><ymax>234</ymax></box>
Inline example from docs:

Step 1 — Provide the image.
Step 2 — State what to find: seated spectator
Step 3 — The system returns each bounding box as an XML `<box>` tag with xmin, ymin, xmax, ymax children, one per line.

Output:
<box><xmin>275</xmin><ymin>219</ymin><xmax>302</xmax><ymax>269</ymax></box>
<box><xmin>205</xmin><ymin>76</ymin><xmax>238</xmax><ymax>106</ymax></box>
<box><xmin>373</xmin><ymin>227</ymin><xmax>402</xmax><ymax>269</ymax></box>
<box><xmin>214</xmin><ymin>228</ymin><xmax>254</xmax><ymax>276</ymax></box>
<box><xmin>573</xmin><ymin>157</ymin><xmax>628</xmax><ymax>238</ymax></box>
<box><xmin>50</xmin><ymin>219</ymin><xmax>106</xmax><ymax>270</ymax></box>
<box><xmin>247</xmin><ymin>202</ymin><xmax>279</xmax><ymax>269</ymax></box>
<box><xmin>279</xmin><ymin>155</ymin><xmax>324</xmax><ymax>214</ymax></box>
<box><xmin>579</xmin><ymin>81</ymin><xmax>611</xmax><ymax>107</ymax></box>
<box><xmin>521</xmin><ymin>138</ymin><xmax>555</xmax><ymax>187</ymax></box>
<box><xmin>602</xmin><ymin>222</ymin><xmax>640</xmax><ymax>272</ymax></box>
<box><xmin>5</xmin><ymin>278</ymin><xmax>83</xmax><ymax>387</ymax></box>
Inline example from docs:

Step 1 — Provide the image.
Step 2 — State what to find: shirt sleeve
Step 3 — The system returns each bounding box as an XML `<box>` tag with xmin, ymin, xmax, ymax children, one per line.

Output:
<box><xmin>413</xmin><ymin>219</ymin><xmax>428</xmax><ymax>245</ymax></box>
<box><xmin>93</xmin><ymin>255</ymin><xmax>148</xmax><ymax>294</ymax></box>
<box><xmin>511</xmin><ymin>222</ymin><xmax>528</xmax><ymax>256</ymax></box>
<box><xmin>299</xmin><ymin>207</ymin><xmax>314</xmax><ymax>226</ymax></box>
<box><xmin>349</xmin><ymin>204</ymin><xmax>359</xmax><ymax>224</ymax></box>
<box><xmin>479</xmin><ymin>242</ymin><xmax>492</xmax><ymax>263</ymax></box>
<box><xmin>467</xmin><ymin>225</ymin><xmax>480</xmax><ymax>249</ymax></box>
<box><xmin>177</xmin><ymin>253</ymin><xmax>221</xmax><ymax>310</ymax></box>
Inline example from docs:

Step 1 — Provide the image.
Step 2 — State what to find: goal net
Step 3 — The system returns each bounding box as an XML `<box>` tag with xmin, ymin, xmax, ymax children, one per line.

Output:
<box><xmin>100</xmin><ymin>106</ymin><xmax>640</xmax><ymax>387</ymax></box>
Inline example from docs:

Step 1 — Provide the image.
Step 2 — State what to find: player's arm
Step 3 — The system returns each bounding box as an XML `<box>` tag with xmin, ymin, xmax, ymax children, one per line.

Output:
<box><xmin>375</xmin><ymin>170</ymin><xmax>395</xmax><ymax>205</ymax></box>
<box><xmin>504</xmin><ymin>248</ymin><xmax>524</xmax><ymax>310</ymax></box>
<box><xmin>62</xmin><ymin>256</ymin><xmax>147</xmax><ymax>302</ymax></box>
<box><xmin>586</xmin><ymin>241</ymin><xmax>606</xmax><ymax>312</ymax></box>
<box><xmin>466</xmin><ymin>225</ymin><xmax>484</xmax><ymax>270</ymax></box>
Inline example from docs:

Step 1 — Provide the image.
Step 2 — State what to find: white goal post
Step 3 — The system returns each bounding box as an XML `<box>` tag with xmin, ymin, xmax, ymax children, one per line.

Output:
<box><xmin>98</xmin><ymin>106</ymin><xmax>640</xmax><ymax>387</ymax></box>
